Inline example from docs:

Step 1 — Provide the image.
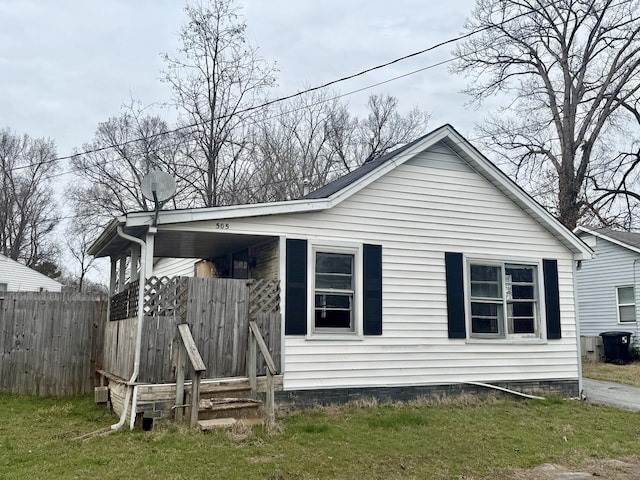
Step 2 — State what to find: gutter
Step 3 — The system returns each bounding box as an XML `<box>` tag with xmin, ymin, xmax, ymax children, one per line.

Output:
<box><xmin>111</xmin><ymin>226</ymin><xmax>147</xmax><ymax>431</ymax></box>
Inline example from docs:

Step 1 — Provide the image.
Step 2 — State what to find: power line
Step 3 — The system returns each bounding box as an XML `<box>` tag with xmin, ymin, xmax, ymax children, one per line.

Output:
<box><xmin>7</xmin><ymin>0</ymin><xmax>581</xmax><ymax>176</ymax></box>
<box><xmin>35</xmin><ymin>57</ymin><xmax>457</xmax><ymax>182</ymax></box>
<box><xmin>7</xmin><ymin>21</ymin><xmax>490</xmax><ymax>174</ymax></box>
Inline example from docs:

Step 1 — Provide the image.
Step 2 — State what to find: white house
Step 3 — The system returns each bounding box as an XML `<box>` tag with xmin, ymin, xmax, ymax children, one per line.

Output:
<box><xmin>0</xmin><ymin>254</ymin><xmax>63</xmax><ymax>292</ymax></box>
<box><xmin>574</xmin><ymin>226</ymin><xmax>640</xmax><ymax>361</ymax></box>
<box><xmin>90</xmin><ymin>124</ymin><xmax>592</xmax><ymax>410</ymax></box>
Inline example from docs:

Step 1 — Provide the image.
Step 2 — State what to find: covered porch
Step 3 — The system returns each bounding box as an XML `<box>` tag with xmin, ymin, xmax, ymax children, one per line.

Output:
<box><xmin>89</xmin><ymin>217</ymin><xmax>284</xmax><ymax>430</ymax></box>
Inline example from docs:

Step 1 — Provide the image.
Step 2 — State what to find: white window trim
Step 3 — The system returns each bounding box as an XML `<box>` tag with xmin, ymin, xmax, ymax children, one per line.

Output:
<box><xmin>616</xmin><ymin>285</ymin><xmax>636</xmax><ymax>324</ymax></box>
<box><xmin>464</xmin><ymin>255</ymin><xmax>548</xmax><ymax>343</ymax></box>
<box><xmin>306</xmin><ymin>241</ymin><xmax>363</xmax><ymax>340</ymax></box>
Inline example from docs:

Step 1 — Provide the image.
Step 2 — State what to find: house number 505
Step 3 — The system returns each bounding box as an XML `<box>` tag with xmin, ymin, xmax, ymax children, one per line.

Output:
<box><xmin>216</xmin><ymin>223</ymin><xmax>230</xmax><ymax>230</ymax></box>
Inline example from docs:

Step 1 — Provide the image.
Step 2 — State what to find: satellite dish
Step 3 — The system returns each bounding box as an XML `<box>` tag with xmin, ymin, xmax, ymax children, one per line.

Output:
<box><xmin>141</xmin><ymin>171</ymin><xmax>176</xmax><ymax>203</ymax></box>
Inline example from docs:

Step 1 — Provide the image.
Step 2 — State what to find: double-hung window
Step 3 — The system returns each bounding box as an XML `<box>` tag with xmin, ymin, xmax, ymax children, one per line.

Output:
<box><xmin>469</xmin><ymin>262</ymin><xmax>539</xmax><ymax>338</ymax></box>
<box><xmin>314</xmin><ymin>249</ymin><xmax>356</xmax><ymax>332</ymax></box>
<box><xmin>616</xmin><ymin>286</ymin><xmax>636</xmax><ymax>323</ymax></box>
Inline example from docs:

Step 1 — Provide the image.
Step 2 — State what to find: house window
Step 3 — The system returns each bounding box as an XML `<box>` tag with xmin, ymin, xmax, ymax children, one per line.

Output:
<box><xmin>616</xmin><ymin>286</ymin><xmax>635</xmax><ymax>323</ymax></box>
<box><xmin>314</xmin><ymin>249</ymin><xmax>356</xmax><ymax>332</ymax></box>
<box><xmin>0</xmin><ymin>283</ymin><xmax>6</xmax><ymax>292</ymax></box>
<box><xmin>469</xmin><ymin>262</ymin><xmax>538</xmax><ymax>338</ymax></box>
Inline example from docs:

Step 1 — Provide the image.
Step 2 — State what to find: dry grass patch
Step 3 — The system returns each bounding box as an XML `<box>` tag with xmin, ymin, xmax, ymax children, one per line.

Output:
<box><xmin>582</xmin><ymin>361</ymin><xmax>640</xmax><ymax>387</ymax></box>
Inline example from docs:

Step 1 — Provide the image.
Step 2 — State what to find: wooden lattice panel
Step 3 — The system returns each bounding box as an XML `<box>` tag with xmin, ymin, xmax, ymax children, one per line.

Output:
<box><xmin>143</xmin><ymin>276</ymin><xmax>184</xmax><ymax>318</ymax></box>
<box><xmin>109</xmin><ymin>280</ymin><xmax>139</xmax><ymax>321</ymax></box>
<box><xmin>175</xmin><ymin>278</ymin><xmax>188</xmax><ymax>322</ymax></box>
<box><xmin>249</xmin><ymin>279</ymin><xmax>280</xmax><ymax>322</ymax></box>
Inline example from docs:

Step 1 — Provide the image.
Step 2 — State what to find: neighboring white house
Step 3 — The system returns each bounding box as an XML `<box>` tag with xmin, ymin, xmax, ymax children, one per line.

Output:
<box><xmin>574</xmin><ymin>226</ymin><xmax>640</xmax><ymax>361</ymax></box>
<box><xmin>0</xmin><ymin>254</ymin><xmax>63</xmax><ymax>292</ymax></box>
<box><xmin>90</xmin><ymin>124</ymin><xmax>592</xmax><ymax>405</ymax></box>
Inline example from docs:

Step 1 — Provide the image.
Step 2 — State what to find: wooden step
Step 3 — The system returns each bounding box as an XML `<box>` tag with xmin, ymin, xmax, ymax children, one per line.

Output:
<box><xmin>198</xmin><ymin>417</ymin><xmax>263</xmax><ymax>431</ymax></box>
<box><xmin>198</xmin><ymin>398</ymin><xmax>261</xmax><ymax>420</ymax></box>
<box><xmin>200</xmin><ymin>385</ymin><xmax>252</xmax><ymax>400</ymax></box>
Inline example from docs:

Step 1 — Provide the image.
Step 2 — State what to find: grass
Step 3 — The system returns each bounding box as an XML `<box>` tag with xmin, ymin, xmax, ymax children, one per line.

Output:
<box><xmin>1</xmin><ymin>394</ymin><xmax>639</xmax><ymax>480</ymax></box>
<box><xmin>582</xmin><ymin>361</ymin><xmax>640</xmax><ymax>387</ymax></box>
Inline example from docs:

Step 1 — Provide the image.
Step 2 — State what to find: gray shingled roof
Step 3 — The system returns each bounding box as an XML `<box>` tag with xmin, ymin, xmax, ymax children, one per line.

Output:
<box><xmin>587</xmin><ymin>227</ymin><xmax>640</xmax><ymax>251</ymax></box>
<box><xmin>304</xmin><ymin>128</ymin><xmax>439</xmax><ymax>199</ymax></box>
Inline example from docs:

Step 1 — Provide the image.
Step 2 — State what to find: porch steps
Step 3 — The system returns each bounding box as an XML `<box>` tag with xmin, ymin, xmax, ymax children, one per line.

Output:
<box><xmin>189</xmin><ymin>377</ymin><xmax>262</xmax><ymax>429</ymax></box>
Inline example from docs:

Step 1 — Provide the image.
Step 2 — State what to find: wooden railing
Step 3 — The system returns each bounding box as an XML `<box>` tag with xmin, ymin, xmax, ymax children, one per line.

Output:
<box><xmin>175</xmin><ymin>324</ymin><xmax>206</xmax><ymax>428</ymax></box>
<box><xmin>247</xmin><ymin>320</ymin><xmax>278</xmax><ymax>429</ymax></box>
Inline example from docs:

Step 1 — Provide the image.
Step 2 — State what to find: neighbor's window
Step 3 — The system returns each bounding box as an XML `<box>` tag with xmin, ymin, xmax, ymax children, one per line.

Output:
<box><xmin>469</xmin><ymin>263</ymin><xmax>538</xmax><ymax>338</ymax></box>
<box><xmin>314</xmin><ymin>251</ymin><xmax>355</xmax><ymax>331</ymax></box>
<box><xmin>616</xmin><ymin>286</ymin><xmax>636</xmax><ymax>323</ymax></box>
<box><xmin>0</xmin><ymin>283</ymin><xmax>7</xmax><ymax>292</ymax></box>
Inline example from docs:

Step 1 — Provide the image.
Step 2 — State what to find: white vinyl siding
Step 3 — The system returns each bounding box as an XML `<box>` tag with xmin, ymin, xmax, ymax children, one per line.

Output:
<box><xmin>152</xmin><ymin>258</ymin><xmax>198</xmax><ymax>278</ymax></box>
<box><xmin>161</xmin><ymin>141</ymin><xmax>579</xmax><ymax>390</ymax></box>
<box><xmin>576</xmin><ymin>236</ymin><xmax>638</xmax><ymax>335</ymax></box>
<box><xmin>0</xmin><ymin>254</ymin><xmax>62</xmax><ymax>292</ymax></box>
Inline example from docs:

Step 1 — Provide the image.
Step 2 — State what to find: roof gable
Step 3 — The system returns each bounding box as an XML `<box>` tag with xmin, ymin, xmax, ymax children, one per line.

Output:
<box><xmin>91</xmin><ymin>124</ymin><xmax>592</xmax><ymax>259</ymax></box>
<box><xmin>305</xmin><ymin>124</ymin><xmax>591</xmax><ymax>258</ymax></box>
<box><xmin>575</xmin><ymin>226</ymin><xmax>640</xmax><ymax>255</ymax></box>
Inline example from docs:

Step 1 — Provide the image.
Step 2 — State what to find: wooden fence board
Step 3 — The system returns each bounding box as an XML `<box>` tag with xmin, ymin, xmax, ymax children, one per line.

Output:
<box><xmin>0</xmin><ymin>292</ymin><xmax>107</xmax><ymax>396</ymax></box>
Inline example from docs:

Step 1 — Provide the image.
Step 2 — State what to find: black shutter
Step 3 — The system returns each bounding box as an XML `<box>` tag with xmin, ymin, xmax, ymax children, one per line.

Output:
<box><xmin>285</xmin><ymin>239</ymin><xmax>307</xmax><ymax>335</ymax></box>
<box><xmin>363</xmin><ymin>244</ymin><xmax>383</xmax><ymax>335</ymax></box>
<box><xmin>543</xmin><ymin>259</ymin><xmax>561</xmax><ymax>339</ymax></box>
<box><xmin>445</xmin><ymin>252</ymin><xmax>466</xmax><ymax>339</ymax></box>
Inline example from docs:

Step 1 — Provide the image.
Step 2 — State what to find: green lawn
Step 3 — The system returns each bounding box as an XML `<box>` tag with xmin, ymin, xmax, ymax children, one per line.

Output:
<box><xmin>1</xmin><ymin>394</ymin><xmax>639</xmax><ymax>479</ymax></box>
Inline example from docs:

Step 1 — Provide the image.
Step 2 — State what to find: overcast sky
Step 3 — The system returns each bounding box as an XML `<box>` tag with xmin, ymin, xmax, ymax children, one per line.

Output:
<box><xmin>0</xmin><ymin>0</ymin><xmax>486</xmax><ymax>161</ymax></box>
<box><xmin>1</xmin><ymin>0</ymin><xmax>493</xmax><ymax>281</ymax></box>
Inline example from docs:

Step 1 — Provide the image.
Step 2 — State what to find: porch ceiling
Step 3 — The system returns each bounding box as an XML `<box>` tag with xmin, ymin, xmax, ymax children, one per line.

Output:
<box><xmin>153</xmin><ymin>230</ymin><xmax>271</xmax><ymax>259</ymax></box>
<box><xmin>89</xmin><ymin>220</ymin><xmax>276</xmax><ymax>259</ymax></box>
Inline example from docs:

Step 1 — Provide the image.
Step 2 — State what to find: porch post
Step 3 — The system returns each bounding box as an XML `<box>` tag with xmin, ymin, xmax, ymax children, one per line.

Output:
<box><xmin>118</xmin><ymin>255</ymin><xmax>127</xmax><ymax>292</ymax></box>
<box><xmin>278</xmin><ymin>235</ymin><xmax>287</xmax><ymax>372</ymax></box>
<box><xmin>109</xmin><ymin>256</ymin><xmax>117</xmax><ymax>295</ymax></box>
<box><xmin>130</xmin><ymin>244</ymin><xmax>140</xmax><ymax>282</ymax></box>
<box><xmin>143</xmin><ymin>228</ymin><xmax>156</xmax><ymax>279</ymax></box>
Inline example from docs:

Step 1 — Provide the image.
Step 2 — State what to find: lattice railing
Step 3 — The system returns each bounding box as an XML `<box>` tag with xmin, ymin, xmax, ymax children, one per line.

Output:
<box><xmin>143</xmin><ymin>276</ymin><xmax>187</xmax><ymax>320</ymax></box>
<box><xmin>248</xmin><ymin>279</ymin><xmax>280</xmax><ymax>322</ymax></box>
<box><xmin>109</xmin><ymin>276</ymin><xmax>187</xmax><ymax>321</ymax></box>
<box><xmin>109</xmin><ymin>280</ymin><xmax>139</xmax><ymax>321</ymax></box>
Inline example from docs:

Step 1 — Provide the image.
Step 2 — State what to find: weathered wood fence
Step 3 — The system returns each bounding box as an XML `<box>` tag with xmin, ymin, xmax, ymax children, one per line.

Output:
<box><xmin>103</xmin><ymin>277</ymin><xmax>281</xmax><ymax>384</ymax></box>
<box><xmin>0</xmin><ymin>292</ymin><xmax>108</xmax><ymax>396</ymax></box>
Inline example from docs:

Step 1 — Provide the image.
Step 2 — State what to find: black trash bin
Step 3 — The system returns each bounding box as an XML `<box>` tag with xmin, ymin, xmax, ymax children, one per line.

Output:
<box><xmin>599</xmin><ymin>331</ymin><xmax>633</xmax><ymax>364</ymax></box>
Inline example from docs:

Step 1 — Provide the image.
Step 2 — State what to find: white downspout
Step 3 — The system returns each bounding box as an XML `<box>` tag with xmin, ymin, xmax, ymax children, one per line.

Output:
<box><xmin>111</xmin><ymin>225</ymin><xmax>147</xmax><ymax>431</ymax></box>
<box><xmin>573</xmin><ymin>258</ymin><xmax>583</xmax><ymax>397</ymax></box>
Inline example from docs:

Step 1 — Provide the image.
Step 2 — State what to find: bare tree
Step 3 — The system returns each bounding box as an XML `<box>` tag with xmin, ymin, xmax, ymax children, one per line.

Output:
<box><xmin>357</xmin><ymin>94</ymin><xmax>430</xmax><ymax>163</ymax></box>
<box><xmin>250</xmin><ymin>90</ymin><xmax>355</xmax><ymax>202</ymax></box>
<box><xmin>161</xmin><ymin>0</ymin><xmax>277</xmax><ymax>207</ymax></box>
<box><xmin>64</xmin><ymin>217</ymin><xmax>99</xmax><ymax>292</ymax></box>
<box><xmin>67</xmin><ymin>103</ymin><xmax>188</xmax><ymax>229</ymax></box>
<box><xmin>584</xmin><ymin>100</ymin><xmax>640</xmax><ymax>228</ymax></box>
<box><xmin>0</xmin><ymin>128</ymin><xmax>60</xmax><ymax>268</ymax></box>
<box><xmin>452</xmin><ymin>0</ymin><xmax>640</xmax><ymax>229</ymax></box>
<box><xmin>250</xmin><ymin>92</ymin><xmax>429</xmax><ymax>202</ymax></box>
